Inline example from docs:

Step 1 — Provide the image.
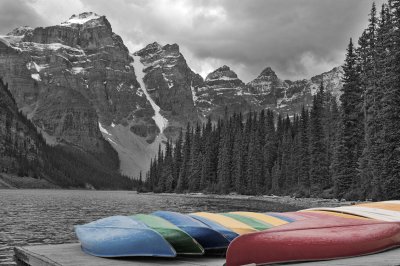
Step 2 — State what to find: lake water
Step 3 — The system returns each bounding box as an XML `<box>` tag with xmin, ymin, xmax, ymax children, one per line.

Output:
<box><xmin>0</xmin><ymin>189</ymin><xmax>300</xmax><ymax>265</ymax></box>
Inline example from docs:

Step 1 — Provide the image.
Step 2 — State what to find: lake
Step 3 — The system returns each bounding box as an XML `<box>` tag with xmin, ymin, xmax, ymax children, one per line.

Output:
<box><xmin>0</xmin><ymin>189</ymin><xmax>301</xmax><ymax>265</ymax></box>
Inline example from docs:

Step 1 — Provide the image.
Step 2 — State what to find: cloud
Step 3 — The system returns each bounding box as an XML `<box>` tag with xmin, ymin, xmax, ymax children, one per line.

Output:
<box><xmin>0</xmin><ymin>0</ymin><xmax>46</xmax><ymax>33</ymax></box>
<box><xmin>2</xmin><ymin>0</ymin><xmax>386</xmax><ymax>82</ymax></box>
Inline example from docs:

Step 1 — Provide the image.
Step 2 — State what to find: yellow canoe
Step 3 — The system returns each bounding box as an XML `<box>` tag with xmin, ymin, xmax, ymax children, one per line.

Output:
<box><xmin>229</xmin><ymin>212</ymin><xmax>288</xmax><ymax>226</ymax></box>
<box><xmin>355</xmin><ymin>202</ymin><xmax>400</xmax><ymax>212</ymax></box>
<box><xmin>191</xmin><ymin>212</ymin><xmax>257</xmax><ymax>235</ymax></box>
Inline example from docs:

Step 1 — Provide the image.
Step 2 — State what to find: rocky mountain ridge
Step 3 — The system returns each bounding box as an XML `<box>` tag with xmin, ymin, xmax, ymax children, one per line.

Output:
<box><xmin>0</xmin><ymin>12</ymin><xmax>343</xmax><ymax>180</ymax></box>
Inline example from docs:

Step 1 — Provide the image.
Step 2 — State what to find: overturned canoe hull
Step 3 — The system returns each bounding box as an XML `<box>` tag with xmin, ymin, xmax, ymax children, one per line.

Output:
<box><xmin>222</xmin><ymin>213</ymin><xmax>273</xmax><ymax>230</ymax></box>
<box><xmin>230</xmin><ymin>211</ymin><xmax>289</xmax><ymax>226</ymax></box>
<box><xmin>130</xmin><ymin>214</ymin><xmax>204</xmax><ymax>255</ymax></box>
<box><xmin>75</xmin><ymin>216</ymin><xmax>176</xmax><ymax>258</ymax></box>
<box><xmin>189</xmin><ymin>214</ymin><xmax>239</xmax><ymax>242</ymax></box>
<box><xmin>226</xmin><ymin>217</ymin><xmax>400</xmax><ymax>266</ymax></box>
<box><xmin>191</xmin><ymin>212</ymin><xmax>257</xmax><ymax>235</ymax></box>
<box><xmin>152</xmin><ymin>211</ymin><xmax>230</xmax><ymax>249</ymax></box>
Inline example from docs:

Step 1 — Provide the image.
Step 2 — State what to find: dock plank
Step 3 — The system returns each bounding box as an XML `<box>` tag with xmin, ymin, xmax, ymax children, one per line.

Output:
<box><xmin>14</xmin><ymin>243</ymin><xmax>225</xmax><ymax>266</ymax></box>
<box><xmin>14</xmin><ymin>243</ymin><xmax>400</xmax><ymax>266</ymax></box>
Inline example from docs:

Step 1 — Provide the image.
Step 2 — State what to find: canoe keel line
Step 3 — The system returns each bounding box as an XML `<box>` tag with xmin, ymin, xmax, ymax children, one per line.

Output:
<box><xmin>74</xmin><ymin>200</ymin><xmax>400</xmax><ymax>265</ymax></box>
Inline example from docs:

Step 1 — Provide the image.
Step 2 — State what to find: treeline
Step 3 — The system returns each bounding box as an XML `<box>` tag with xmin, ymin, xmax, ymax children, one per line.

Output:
<box><xmin>0</xmin><ymin>78</ymin><xmax>134</xmax><ymax>189</ymax></box>
<box><xmin>145</xmin><ymin>87</ymin><xmax>339</xmax><ymax>198</ymax></box>
<box><xmin>145</xmin><ymin>0</ymin><xmax>400</xmax><ymax>200</ymax></box>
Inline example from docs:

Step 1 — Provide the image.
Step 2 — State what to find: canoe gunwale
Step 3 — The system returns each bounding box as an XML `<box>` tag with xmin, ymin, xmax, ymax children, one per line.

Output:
<box><xmin>80</xmin><ymin>246</ymin><xmax>177</xmax><ymax>258</ymax></box>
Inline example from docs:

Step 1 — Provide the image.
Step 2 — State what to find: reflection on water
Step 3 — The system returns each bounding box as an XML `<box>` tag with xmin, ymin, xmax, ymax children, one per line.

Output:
<box><xmin>0</xmin><ymin>189</ymin><xmax>299</xmax><ymax>265</ymax></box>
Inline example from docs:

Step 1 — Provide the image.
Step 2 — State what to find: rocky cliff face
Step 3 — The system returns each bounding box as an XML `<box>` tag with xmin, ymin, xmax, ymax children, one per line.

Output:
<box><xmin>195</xmin><ymin>65</ymin><xmax>258</xmax><ymax>118</ymax></box>
<box><xmin>133</xmin><ymin>42</ymin><xmax>201</xmax><ymax>139</ymax></box>
<box><xmin>0</xmin><ymin>78</ymin><xmax>42</xmax><ymax>173</ymax></box>
<box><xmin>246</xmin><ymin>66</ymin><xmax>343</xmax><ymax>115</ymax></box>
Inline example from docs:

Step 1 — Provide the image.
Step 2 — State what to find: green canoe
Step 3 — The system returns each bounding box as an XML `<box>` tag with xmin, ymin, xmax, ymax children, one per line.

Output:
<box><xmin>131</xmin><ymin>214</ymin><xmax>205</xmax><ymax>255</ymax></box>
<box><xmin>221</xmin><ymin>213</ymin><xmax>273</xmax><ymax>230</ymax></box>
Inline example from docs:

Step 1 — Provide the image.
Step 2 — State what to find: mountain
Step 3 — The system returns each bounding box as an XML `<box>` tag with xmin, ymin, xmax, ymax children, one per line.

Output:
<box><xmin>0</xmin><ymin>12</ymin><xmax>344</xmax><ymax>182</ymax></box>
<box><xmin>133</xmin><ymin>42</ymin><xmax>202</xmax><ymax>139</ymax></box>
<box><xmin>246</xmin><ymin>66</ymin><xmax>343</xmax><ymax>115</ymax></box>
<box><xmin>0</xmin><ymin>78</ymin><xmax>132</xmax><ymax>189</ymax></box>
<box><xmin>194</xmin><ymin>65</ymin><xmax>258</xmax><ymax>118</ymax></box>
<box><xmin>0</xmin><ymin>12</ymin><xmax>157</xmax><ymax>178</ymax></box>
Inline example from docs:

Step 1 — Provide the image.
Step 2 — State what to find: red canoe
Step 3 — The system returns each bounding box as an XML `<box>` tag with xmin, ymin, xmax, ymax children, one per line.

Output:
<box><xmin>226</xmin><ymin>216</ymin><xmax>400</xmax><ymax>266</ymax></box>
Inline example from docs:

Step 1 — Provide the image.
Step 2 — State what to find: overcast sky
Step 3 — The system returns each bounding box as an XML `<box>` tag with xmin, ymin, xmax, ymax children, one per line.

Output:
<box><xmin>0</xmin><ymin>0</ymin><xmax>384</xmax><ymax>82</ymax></box>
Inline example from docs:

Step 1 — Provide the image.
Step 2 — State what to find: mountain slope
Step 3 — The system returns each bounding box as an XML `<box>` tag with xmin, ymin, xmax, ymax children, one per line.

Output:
<box><xmin>0</xmin><ymin>12</ymin><xmax>157</xmax><ymax>178</ymax></box>
<box><xmin>134</xmin><ymin>42</ymin><xmax>202</xmax><ymax>138</ymax></box>
<box><xmin>0</xmin><ymin>78</ymin><xmax>132</xmax><ymax>189</ymax></box>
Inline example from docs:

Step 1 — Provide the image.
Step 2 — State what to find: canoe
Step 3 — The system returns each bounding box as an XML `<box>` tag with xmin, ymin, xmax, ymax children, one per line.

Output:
<box><xmin>222</xmin><ymin>213</ymin><xmax>272</xmax><ymax>230</ymax></box>
<box><xmin>356</xmin><ymin>202</ymin><xmax>400</xmax><ymax>211</ymax></box>
<box><xmin>130</xmin><ymin>214</ymin><xmax>204</xmax><ymax>255</ymax></box>
<box><xmin>191</xmin><ymin>212</ymin><xmax>257</xmax><ymax>235</ymax></box>
<box><xmin>306</xmin><ymin>206</ymin><xmax>400</xmax><ymax>221</ymax></box>
<box><xmin>226</xmin><ymin>216</ymin><xmax>400</xmax><ymax>266</ymax></box>
<box><xmin>381</xmin><ymin>200</ymin><xmax>400</xmax><ymax>205</ymax></box>
<box><xmin>230</xmin><ymin>212</ymin><xmax>288</xmax><ymax>226</ymax></box>
<box><xmin>267</xmin><ymin>211</ymin><xmax>310</xmax><ymax>221</ymax></box>
<box><xmin>303</xmin><ymin>210</ymin><xmax>369</xmax><ymax>220</ymax></box>
<box><xmin>266</xmin><ymin>212</ymin><xmax>296</xmax><ymax>222</ymax></box>
<box><xmin>189</xmin><ymin>213</ymin><xmax>239</xmax><ymax>241</ymax></box>
<box><xmin>75</xmin><ymin>216</ymin><xmax>176</xmax><ymax>257</ymax></box>
<box><xmin>152</xmin><ymin>211</ymin><xmax>230</xmax><ymax>249</ymax></box>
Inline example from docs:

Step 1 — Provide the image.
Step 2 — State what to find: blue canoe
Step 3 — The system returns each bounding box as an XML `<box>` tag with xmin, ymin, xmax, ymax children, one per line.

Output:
<box><xmin>152</xmin><ymin>211</ymin><xmax>230</xmax><ymax>249</ymax></box>
<box><xmin>189</xmin><ymin>214</ymin><xmax>239</xmax><ymax>242</ymax></box>
<box><xmin>75</xmin><ymin>216</ymin><xmax>176</xmax><ymax>257</ymax></box>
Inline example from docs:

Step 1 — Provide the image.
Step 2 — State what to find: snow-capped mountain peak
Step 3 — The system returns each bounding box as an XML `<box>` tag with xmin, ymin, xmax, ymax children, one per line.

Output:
<box><xmin>60</xmin><ymin>12</ymin><xmax>101</xmax><ymax>26</ymax></box>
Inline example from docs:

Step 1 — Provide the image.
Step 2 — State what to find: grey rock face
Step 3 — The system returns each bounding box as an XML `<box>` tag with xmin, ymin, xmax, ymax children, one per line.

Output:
<box><xmin>134</xmin><ymin>42</ymin><xmax>201</xmax><ymax>139</ymax></box>
<box><xmin>195</xmin><ymin>65</ymin><xmax>257</xmax><ymax>118</ymax></box>
<box><xmin>0</xmin><ymin>13</ymin><xmax>153</xmax><ymax>153</ymax></box>
<box><xmin>246</xmin><ymin>66</ymin><xmax>343</xmax><ymax>115</ymax></box>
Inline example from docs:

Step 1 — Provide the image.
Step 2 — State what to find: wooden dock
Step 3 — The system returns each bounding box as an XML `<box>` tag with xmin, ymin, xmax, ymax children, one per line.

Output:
<box><xmin>14</xmin><ymin>243</ymin><xmax>400</xmax><ymax>266</ymax></box>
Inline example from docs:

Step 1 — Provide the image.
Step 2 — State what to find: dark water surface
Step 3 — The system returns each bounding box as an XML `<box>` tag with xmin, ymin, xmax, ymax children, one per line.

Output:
<box><xmin>0</xmin><ymin>189</ymin><xmax>300</xmax><ymax>265</ymax></box>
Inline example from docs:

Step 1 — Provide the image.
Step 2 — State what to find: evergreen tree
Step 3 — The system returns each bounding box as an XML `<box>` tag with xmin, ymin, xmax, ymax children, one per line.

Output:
<box><xmin>380</xmin><ymin>0</ymin><xmax>400</xmax><ymax>199</ymax></box>
<box><xmin>176</xmin><ymin>124</ymin><xmax>192</xmax><ymax>192</ymax></box>
<box><xmin>309</xmin><ymin>83</ymin><xmax>330</xmax><ymax>195</ymax></box>
<box><xmin>232</xmin><ymin>129</ymin><xmax>245</xmax><ymax>194</ymax></box>
<box><xmin>217</xmin><ymin>122</ymin><xmax>232</xmax><ymax>194</ymax></box>
<box><xmin>359</xmin><ymin>3</ymin><xmax>379</xmax><ymax>198</ymax></box>
<box><xmin>189</xmin><ymin>124</ymin><xmax>202</xmax><ymax>191</ymax></box>
<box><xmin>298</xmin><ymin>107</ymin><xmax>310</xmax><ymax>194</ymax></box>
<box><xmin>334</xmin><ymin>39</ymin><xmax>364</xmax><ymax>199</ymax></box>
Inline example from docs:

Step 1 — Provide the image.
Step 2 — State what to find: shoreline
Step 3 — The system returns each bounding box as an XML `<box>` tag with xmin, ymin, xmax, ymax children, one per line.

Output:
<box><xmin>146</xmin><ymin>192</ymin><xmax>359</xmax><ymax>209</ymax></box>
<box><xmin>0</xmin><ymin>173</ymin><xmax>60</xmax><ymax>189</ymax></box>
<box><xmin>0</xmin><ymin>182</ymin><xmax>360</xmax><ymax>209</ymax></box>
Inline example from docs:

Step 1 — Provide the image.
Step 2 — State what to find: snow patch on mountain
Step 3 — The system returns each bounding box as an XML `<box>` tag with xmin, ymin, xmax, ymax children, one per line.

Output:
<box><xmin>31</xmin><ymin>74</ymin><xmax>41</xmax><ymax>81</ymax></box>
<box><xmin>61</xmin><ymin>12</ymin><xmax>101</xmax><ymax>26</ymax></box>
<box><xmin>190</xmin><ymin>82</ymin><xmax>198</xmax><ymax>105</ymax></box>
<box><xmin>162</xmin><ymin>73</ymin><xmax>174</xmax><ymax>88</ymax></box>
<box><xmin>71</xmin><ymin>67</ymin><xmax>84</xmax><ymax>74</ymax></box>
<box><xmin>26</xmin><ymin>62</ymin><xmax>48</xmax><ymax>72</ymax></box>
<box><xmin>98</xmin><ymin>122</ymin><xmax>111</xmax><ymax>136</ymax></box>
<box><xmin>98</xmin><ymin>122</ymin><xmax>164</xmax><ymax>178</ymax></box>
<box><xmin>132</xmin><ymin>55</ymin><xmax>168</xmax><ymax>133</ymax></box>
